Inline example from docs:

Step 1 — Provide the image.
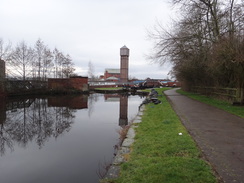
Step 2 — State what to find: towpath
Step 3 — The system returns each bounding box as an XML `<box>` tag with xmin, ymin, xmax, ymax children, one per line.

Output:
<box><xmin>164</xmin><ymin>89</ymin><xmax>244</xmax><ymax>183</ymax></box>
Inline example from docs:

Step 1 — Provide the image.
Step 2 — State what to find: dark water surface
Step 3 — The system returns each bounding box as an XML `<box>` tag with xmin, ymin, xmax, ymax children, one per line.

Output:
<box><xmin>0</xmin><ymin>93</ymin><xmax>144</xmax><ymax>183</ymax></box>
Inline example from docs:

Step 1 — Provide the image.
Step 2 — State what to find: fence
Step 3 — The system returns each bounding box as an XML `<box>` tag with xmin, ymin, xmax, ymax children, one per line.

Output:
<box><xmin>192</xmin><ymin>86</ymin><xmax>244</xmax><ymax>104</ymax></box>
<box><xmin>5</xmin><ymin>80</ymin><xmax>48</xmax><ymax>95</ymax></box>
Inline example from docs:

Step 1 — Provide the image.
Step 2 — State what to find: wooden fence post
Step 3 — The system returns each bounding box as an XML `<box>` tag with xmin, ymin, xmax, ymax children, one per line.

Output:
<box><xmin>236</xmin><ymin>88</ymin><xmax>244</xmax><ymax>104</ymax></box>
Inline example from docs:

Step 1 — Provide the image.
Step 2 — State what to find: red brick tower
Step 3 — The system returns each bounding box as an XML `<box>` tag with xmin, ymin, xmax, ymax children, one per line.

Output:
<box><xmin>120</xmin><ymin>45</ymin><xmax>129</xmax><ymax>83</ymax></box>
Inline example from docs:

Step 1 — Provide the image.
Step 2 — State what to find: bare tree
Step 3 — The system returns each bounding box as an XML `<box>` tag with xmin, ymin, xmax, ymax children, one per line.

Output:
<box><xmin>88</xmin><ymin>61</ymin><xmax>95</xmax><ymax>80</ymax></box>
<box><xmin>62</xmin><ymin>54</ymin><xmax>75</xmax><ymax>78</ymax></box>
<box><xmin>42</xmin><ymin>47</ymin><xmax>53</xmax><ymax>80</ymax></box>
<box><xmin>0</xmin><ymin>38</ymin><xmax>11</xmax><ymax>61</ymax></box>
<box><xmin>53</xmin><ymin>48</ymin><xmax>61</xmax><ymax>78</ymax></box>
<box><xmin>149</xmin><ymin>0</ymin><xmax>244</xmax><ymax>91</ymax></box>
<box><xmin>9</xmin><ymin>41</ymin><xmax>35</xmax><ymax>80</ymax></box>
<box><xmin>34</xmin><ymin>38</ymin><xmax>45</xmax><ymax>80</ymax></box>
<box><xmin>3</xmin><ymin>38</ymin><xmax>75</xmax><ymax>80</ymax></box>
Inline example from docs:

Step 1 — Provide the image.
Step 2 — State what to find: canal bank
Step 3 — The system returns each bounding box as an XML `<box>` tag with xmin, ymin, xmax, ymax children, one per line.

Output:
<box><xmin>102</xmin><ymin>88</ymin><xmax>218</xmax><ymax>183</ymax></box>
<box><xmin>102</xmin><ymin>105</ymin><xmax>145</xmax><ymax>181</ymax></box>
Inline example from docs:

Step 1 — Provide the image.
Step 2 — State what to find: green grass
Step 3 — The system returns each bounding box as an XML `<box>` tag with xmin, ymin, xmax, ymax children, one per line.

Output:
<box><xmin>177</xmin><ymin>89</ymin><xmax>244</xmax><ymax>118</ymax></box>
<box><xmin>114</xmin><ymin>88</ymin><xmax>217</xmax><ymax>183</ymax></box>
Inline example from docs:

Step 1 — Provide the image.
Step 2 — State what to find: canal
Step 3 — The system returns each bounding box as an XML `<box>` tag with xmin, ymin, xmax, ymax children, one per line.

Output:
<box><xmin>0</xmin><ymin>93</ymin><xmax>144</xmax><ymax>183</ymax></box>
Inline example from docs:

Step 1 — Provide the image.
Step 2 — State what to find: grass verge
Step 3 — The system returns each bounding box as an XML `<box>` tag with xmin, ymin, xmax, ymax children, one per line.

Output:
<box><xmin>177</xmin><ymin>89</ymin><xmax>244</xmax><ymax>118</ymax></box>
<box><xmin>114</xmin><ymin>88</ymin><xmax>218</xmax><ymax>183</ymax></box>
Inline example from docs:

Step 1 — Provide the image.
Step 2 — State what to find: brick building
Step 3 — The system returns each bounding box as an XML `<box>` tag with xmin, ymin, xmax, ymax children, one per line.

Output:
<box><xmin>120</xmin><ymin>45</ymin><xmax>129</xmax><ymax>83</ymax></box>
<box><xmin>48</xmin><ymin>76</ymin><xmax>88</xmax><ymax>92</ymax></box>
<box><xmin>101</xmin><ymin>46</ymin><xmax>130</xmax><ymax>83</ymax></box>
<box><xmin>104</xmin><ymin>69</ymin><xmax>120</xmax><ymax>81</ymax></box>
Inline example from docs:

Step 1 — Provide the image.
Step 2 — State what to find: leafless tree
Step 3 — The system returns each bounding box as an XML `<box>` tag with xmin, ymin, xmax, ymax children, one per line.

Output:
<box><xmin>149</xmin><ymin>0</ymin><xmax>244</xmax><ymax>90</ymax></box>
<box><xmin>53</xmin><ymin>49</ymin><xmax>75</xmax><ymax>78</ymax></box>
<box><xmin>4</xmin><ymin>38</ymin><xmax>75</xmax><ymax>80</ymax></box>
<box><xmin>62</xmin><ymin>54</ymin><xmax>75</xmax><ymax>78</ymax></box>
<box><xmin>8</xmin><ymin>41</ymin><xmax>35</xmax><ymax>80</ymax></box>
<box><xmin>0</xmin><ymin>38</ymin><xmax>11</xmax><ymax>61</ymax></box>
<box><xmin>53</xmin><ymin>48</ymin><xmax>66</xmax><ymax>78</ymax></box>
<box><xmin>88</xmin><ymin>60</ymin><xmax>95</xmax><ymax>80</ymax></box>
<box><xmin>42</xmin><ymin>47</ymin><xmax>53</xmax><ymax>80</ymax></box>
<box><xmin>34</xmin><ymin>38</ymin><xmax>45</xmax><ymax>80</ymax></box>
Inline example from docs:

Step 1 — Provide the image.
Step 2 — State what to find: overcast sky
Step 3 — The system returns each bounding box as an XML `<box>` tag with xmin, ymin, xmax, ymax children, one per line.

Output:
<box><xmin>0</xmin><ymin>0</ymin><xmax>175</xmax><ymax>79</ymax></box>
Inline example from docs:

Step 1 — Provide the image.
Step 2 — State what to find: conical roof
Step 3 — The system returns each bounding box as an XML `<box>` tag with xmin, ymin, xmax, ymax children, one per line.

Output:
<box><xmin>120</xmin><ymin>45</ymin><xmax>129</xmax><ymax>56</ymax></box>
<box><xmin>121</xmin><ymin>45</ymin><xmax>128</xmax><ymax>49</ymax></box>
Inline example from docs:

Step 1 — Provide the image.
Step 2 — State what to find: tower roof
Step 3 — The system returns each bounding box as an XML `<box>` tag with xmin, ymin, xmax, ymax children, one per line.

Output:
<box><xmin>120</xmin><ymin>45</ymin><xmax>129</xmax><ymax>56</ymax></box>
<box><xmin>121</xmin><ymin>45</ymin><xmax>128</xmax><ymax>49</ymax></box>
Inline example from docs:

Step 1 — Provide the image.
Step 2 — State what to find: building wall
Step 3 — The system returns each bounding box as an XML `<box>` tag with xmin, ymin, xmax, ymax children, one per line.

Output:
<box><xmin>104</xmin><ymin>71</ymin><xmax>120</xmax><ymax>79</ymax></box>
<box><xmin>48</xmin><ymin>77</ymin><xmax>88</xmax><ymax>92</ymax></box>
<box><xmin>0</xmin><ymin>60</ymin><xmax>5</xmax><ymax>96</ymax></box>
<box><xmin>120</xmin><ymin>56</ymin><xmax>129</xmax><ymax>83</ymax></box>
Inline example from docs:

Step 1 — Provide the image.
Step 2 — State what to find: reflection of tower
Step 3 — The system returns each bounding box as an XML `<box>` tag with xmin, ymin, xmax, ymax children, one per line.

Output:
<box><xmin>120</xmin><ymin>46</ymin><xmax>129</xmax><ymax>83</ymax></box>
<box><xmin>119</xmin><ymin>95</ymin><xmax>128</xmax><ymax>126</ymax></box>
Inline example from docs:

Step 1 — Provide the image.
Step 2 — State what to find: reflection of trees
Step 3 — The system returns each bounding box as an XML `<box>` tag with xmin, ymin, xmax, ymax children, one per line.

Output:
<box><xmin>0</xmin><ymin>123</ymin><xmax>13</xmax><ymax>156</ymax></box>
<box><xmin>0</xmin><ymin>98</ymin><xmax>75</xmax><ymax>155</ymax></box>
<box><xmin>88</xmin><ymin>93</ymin><xmax>99</xmax><ymax>117</ymax></box>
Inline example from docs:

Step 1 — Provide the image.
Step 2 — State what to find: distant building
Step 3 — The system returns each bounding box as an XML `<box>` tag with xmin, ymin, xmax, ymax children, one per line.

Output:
<box><xmin>104</xmin><ymin>68</ymin><xmax>120</xmax><ymax>81</ymax></box>
<box><xmin>106</xmin><ymin>76</ymin><xmax>119</xmax><ymax>81</ymax></box>
<box><xmin>101</xmin><ymin>46</ymin><xmax>130</xmax><ymax>83</ymax></box>
<box><xmin>48</xmin><ymin>76</ymin><xmax>88</xmax><ymax>92</ymax></box>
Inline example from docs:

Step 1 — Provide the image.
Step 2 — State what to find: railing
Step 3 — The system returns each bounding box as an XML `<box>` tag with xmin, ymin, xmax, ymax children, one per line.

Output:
<box><xmin>192</xmin><ymin>86</ymin><xmax>243</xmax><ymax>104</ymax></box>
<box><xmin>5</xmin><ymin>80</ymin><xmax>48</xmax><ymax>95</ymax></box>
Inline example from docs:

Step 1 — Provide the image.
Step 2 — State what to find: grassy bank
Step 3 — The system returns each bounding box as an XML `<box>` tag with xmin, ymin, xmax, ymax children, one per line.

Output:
<box><xmin>177</xmin><ymin>89</ymin><xmax>244</xmax><ymax>118</ymax></box>
<box><xmin>114</xmin><ymin>88</ymin><xmax>217</xmax><ymax>183</ymax></box>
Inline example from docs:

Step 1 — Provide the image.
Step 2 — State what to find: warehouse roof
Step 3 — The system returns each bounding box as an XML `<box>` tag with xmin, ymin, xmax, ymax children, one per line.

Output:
<box><xmin>105</xmin><ymin>68</ymin><xmax>120</xmax><ymax>74</ymax></box>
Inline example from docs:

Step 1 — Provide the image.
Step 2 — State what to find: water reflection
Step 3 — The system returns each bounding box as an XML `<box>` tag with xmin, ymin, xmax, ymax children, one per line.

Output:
<box><xmin>103</xmin><ymin>94</ymin><xmax>129</xmax><ymax>126</ymax></box>
<box><xmin>119</xmin><ymin>94</ymin><xmax>128</xmax><ymax>126</ymax></box>
<box><xmin>0</xmin><ymin>95</ymin><xmax>88</xmax><ymax>155</ymax></box>
<box><xmin>0</xmin><ymin>94</ymin><xmax>144</xmax><ymax>183</ymax></box>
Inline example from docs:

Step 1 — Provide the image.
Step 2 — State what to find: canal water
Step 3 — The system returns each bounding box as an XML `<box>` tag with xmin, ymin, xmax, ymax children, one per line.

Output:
<box><xmin>0</xmin><ymin>93</ymin><xmax>144</xmax><ymax>183</ymax></box>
